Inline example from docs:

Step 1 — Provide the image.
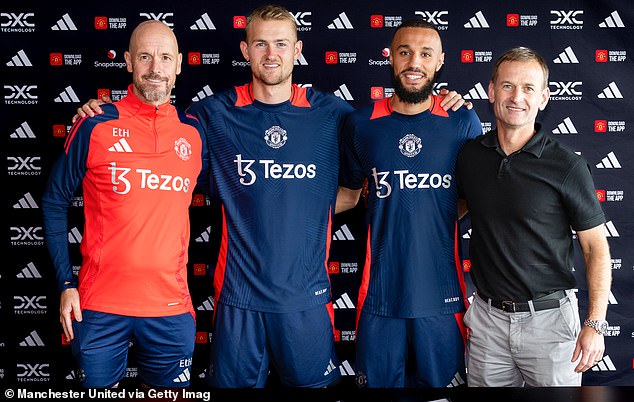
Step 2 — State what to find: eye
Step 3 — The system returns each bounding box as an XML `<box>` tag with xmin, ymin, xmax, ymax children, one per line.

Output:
<box><xmin>400</xmin><ymin>51</ymin><xmax>410</xmax><ymax>56</ymax></box>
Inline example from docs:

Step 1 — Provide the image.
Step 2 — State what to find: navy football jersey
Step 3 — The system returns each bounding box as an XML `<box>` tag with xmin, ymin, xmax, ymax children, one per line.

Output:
<box><xmin>188</xmin><ymin>84</ymin><xmax>353</xmax><ymax>313</ymax></box>
<box><xmin>339</xmin><ymin>96</ymin><xmax>482</xmax><ymax>318</ymax></box>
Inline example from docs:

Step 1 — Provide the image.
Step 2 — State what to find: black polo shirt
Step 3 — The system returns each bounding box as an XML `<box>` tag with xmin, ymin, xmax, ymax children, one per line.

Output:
<box><xmin>456</xmin><ymin>124</ymin><xmax>606</xmax><ymax>301</ymax></box>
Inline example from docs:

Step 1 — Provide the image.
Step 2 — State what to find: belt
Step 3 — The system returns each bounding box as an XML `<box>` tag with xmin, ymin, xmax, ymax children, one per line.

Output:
<box><xmin>478</xmin><ymin>290</ymin><xmax>567</xmax><ymax>313</ymax></box>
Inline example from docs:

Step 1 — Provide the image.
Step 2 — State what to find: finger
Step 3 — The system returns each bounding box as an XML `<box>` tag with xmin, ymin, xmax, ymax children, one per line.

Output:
<box><xmin>451</xmin><ymin>99</ymin><xmax>466</xmax><ymax>111</ymax></box>
<box><xmin>61</xmin><ymin>312</ymin><xmax>74</xmax><ymax>341</ymax></box>
<box><xmin>81</xmin><ymin>105</ymin><xmax>95</xmax><ymax>118</ymax></box>
<box><xmin>72</xmin><ymin>114</ymin><xmax>79</xmax><ymax>123</ymax></box>
<box><xmin>466</xmin><ymin>101</ymin><xmax>473</xmax><ymax>110</ymax></box>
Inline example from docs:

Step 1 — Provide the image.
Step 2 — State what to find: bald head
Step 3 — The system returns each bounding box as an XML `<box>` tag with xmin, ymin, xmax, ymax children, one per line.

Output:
<box><xmin>129</xmin><ymin>20</ymin><xmax>179</xmax><ymax>54</ymax></box>
<box><xmin>125</xmin><ymin>20</ymin><xmax>182</xmax><ymax>105</ymax></box>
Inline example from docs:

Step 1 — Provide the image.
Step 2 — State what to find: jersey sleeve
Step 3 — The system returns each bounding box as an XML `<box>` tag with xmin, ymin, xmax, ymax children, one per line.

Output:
<box><xmin>187</xmin><ymin>98</ymin><xmax>219</xmax><ymax>198</ymax></box>
<box><xmin>41</xmin><ymin>116</ymin><xmax>96</xmax><ymax>292</ymax></box>
<box><xmin>338</xmin><ymin>113</ymin><xmax>365</xmax><ymax>190</ymax></box>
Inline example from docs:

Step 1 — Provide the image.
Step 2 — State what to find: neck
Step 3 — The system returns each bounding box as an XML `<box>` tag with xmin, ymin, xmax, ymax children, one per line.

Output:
<box><xmin>496</xmin><ymin>123</ymin><xmax>536</xmax><ymax>155</ymax></box>
<box><xmin>390</xmin><ymin>95</ymin><xmax>431</xmax><ymax>115</ymax></box>
<box><xmin>251</xmin><ymin>77</ymin><xmax>293</xmax><ymax>104</ymax></box>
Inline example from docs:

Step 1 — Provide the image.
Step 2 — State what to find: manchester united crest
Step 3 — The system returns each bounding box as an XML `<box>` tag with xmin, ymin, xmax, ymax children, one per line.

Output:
<box><xmin>174</xmin><ymin>137</ymin><xmax>192</xmax><ymax>161</ymax></box>
<box><xmin>398</xmin><ymin>133</ymin><xmax>422</xmax><ymax>157</ymax></box>
<box><xmin>264</xmin><ymin>125</ymin><xmax>288</xmax><ymax>149</ymax></box>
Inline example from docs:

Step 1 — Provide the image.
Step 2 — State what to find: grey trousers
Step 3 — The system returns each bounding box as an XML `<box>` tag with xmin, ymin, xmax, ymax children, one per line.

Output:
<box><xmin>464</xmin><ymin>290</ymin><xmax>582</xmax><ymax>387</ymax></box>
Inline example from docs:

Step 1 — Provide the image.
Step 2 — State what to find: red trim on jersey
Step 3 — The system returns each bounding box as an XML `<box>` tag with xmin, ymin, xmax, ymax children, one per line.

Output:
<box><xmin>212</xmin><ymin>205</ymin><xmax>229</xmax><ymax>324</ymax></box>
<box><xmin>235</xmin><ymin>83</ymin><xmax>311</xmax><ymax>108</ymax></box>
<box><xmin>454</xmin><ymin>221</ymin><xmax>468</xmax><ymax>309</ymax></box>
<box><xmin>370</xmin><ymin>98</ymin><xmax>392</xmax><ymax>120</ymax></box>
<box><xmin>290</xmin><ymin>84</ymin><xmax>311</xmax><ymax>107</ymax></box>
<box><xmin>429</xmin><ymin>94</ymin><xmax>449</xmax><ymax>117</ymax></box>
<box><xmin>454</xmin><ymin>311</ymin><xmax>468</xmax><ymax>350</ymax></box>
<box><xmin>234</xmin><ymin>83</ymin><xmax>254</xmax><ymax>106</ymax></box>
<box><xmin>370</xmin><ymin>95</ymin><xmax>448</xmax><ymax>120</ymax></box>
<box><xmin>64</xmin><ymin>117</ymin><xmax>85</xmax><ymax>153</ymax></box>
<box><xmin>355</xmin><ymin>225</ymin><xmax>372</xmax><ymax>331</ymax></box>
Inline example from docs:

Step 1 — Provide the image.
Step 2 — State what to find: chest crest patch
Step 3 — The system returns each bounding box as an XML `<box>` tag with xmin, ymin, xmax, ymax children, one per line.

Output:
<box><xmin>399</xmin><ymin>134</ymin><xmax>422</xmax><ymax>158</ymax></box>
<box><xmin>264</xmin><ymin>125</ymin><xmax>288</xmax><ymax>149</ymax></box>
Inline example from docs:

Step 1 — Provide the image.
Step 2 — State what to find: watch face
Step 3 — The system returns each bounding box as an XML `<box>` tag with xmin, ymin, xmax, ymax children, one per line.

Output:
<box><xmin>599</xmin><ymin>321</ymin><xmax>608</xmax><ymax>332</ymax></box>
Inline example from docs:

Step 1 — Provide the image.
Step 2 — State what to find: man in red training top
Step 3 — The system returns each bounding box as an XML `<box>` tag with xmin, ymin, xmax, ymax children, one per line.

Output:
<box><xmin>41</xmin><ymin>20</ymin><xmax>205</xmax><ymax>388</ymax></box>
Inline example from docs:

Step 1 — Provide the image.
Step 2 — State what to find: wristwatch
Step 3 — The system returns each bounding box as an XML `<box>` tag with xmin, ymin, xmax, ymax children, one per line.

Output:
<box><xmin>584</xmin><ymin>318</ymin><xmax>609</xmax><ymax>335</ymax></box>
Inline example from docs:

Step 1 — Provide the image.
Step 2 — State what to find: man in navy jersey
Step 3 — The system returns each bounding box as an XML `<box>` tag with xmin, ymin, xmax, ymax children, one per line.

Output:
<box><xmin>75</xmin><ymin>6</ymin><xmax>466</xmax><ymax>388</ymax></box>
<box><xmin>337</xmin><ymin>20</ymin><xmax>482</xmax><ymax>388</ymax></box>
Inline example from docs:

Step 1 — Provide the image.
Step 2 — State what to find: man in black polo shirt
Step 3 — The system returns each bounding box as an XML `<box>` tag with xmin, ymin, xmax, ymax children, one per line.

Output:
<box><xmin>456</xmin><ymin>47</ymin><xmax>612</xmax><ymax>387</ymax></box>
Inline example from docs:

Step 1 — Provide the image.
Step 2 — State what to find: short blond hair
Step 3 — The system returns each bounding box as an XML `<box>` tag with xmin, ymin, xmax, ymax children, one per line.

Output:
<box><xmin>245</xmin><ymin>4</ymin><xmax>297</xmax><ymax>39</ymax></box>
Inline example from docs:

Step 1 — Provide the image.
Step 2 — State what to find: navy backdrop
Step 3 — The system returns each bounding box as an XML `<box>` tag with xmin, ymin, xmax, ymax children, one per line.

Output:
<box><xmin>1</xmin><ymin>0</ymin><xmax>632</xmax><ymax>388</ymax></box>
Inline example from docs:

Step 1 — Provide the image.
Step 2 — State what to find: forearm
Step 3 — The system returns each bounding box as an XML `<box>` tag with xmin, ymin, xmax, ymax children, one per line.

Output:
<box><xmin>583</xmin><ymin>240</ymin><xmax>612</xmax><ymax>320</ymax></box>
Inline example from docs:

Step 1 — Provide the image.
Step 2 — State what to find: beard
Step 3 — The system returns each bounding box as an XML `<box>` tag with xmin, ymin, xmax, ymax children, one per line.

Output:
<box><xmin>391</xmin><ymin>67</ymin><xmax>436</xmax><ymax>104</ymax></box>
<box><xmin>134</xmin><ymin>73</ymin><xmax>172</xmax><ymax>103</ymax></box>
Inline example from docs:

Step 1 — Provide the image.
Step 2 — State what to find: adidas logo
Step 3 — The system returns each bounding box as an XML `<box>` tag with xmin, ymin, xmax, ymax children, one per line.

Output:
<box><xmin>464</xmin><ymin>11</ymin><xmax>489</xmax><ymax>28</ymax></box>
<box><xmin>190</xmin><ymin>13</ymin><xmax>216</xmax><ymax>30</ymax></box>
<box><xmin>334</xmin><ymin>84</ymin><xmax>354</xmax><ymax>101</ymax></box>
<box><xmin>323</xmin><ymin>359</ymin><xmax>337</xmax><ymax>376</ymax></box>
<box><xmin>552</xmin><ymin>117</ymin><xmax>577</xmax><ymax>134</ymax></box>
<box><xmin>608</xmin><ymin>290</ymin><xmax>618</xmax><ymax>305</ymax></box>
<box><xmin>197</xmin><ymin>296</ymin><xmax>214</xmax><ymax>311</ymax></box>
<box><xmin>19</xmin><ymin>330</ymin><xmax>45</xmax><ymax>346</ymax></box>
<box><xmin>13</xmin><ymin>192</ymin><xmax>39</xmax><ymax>208</ymax></box>
<box><xmin>599</xmin><ymin>11</ymin><xmax>624</xmax><ymax>28</ymax></box>
<box><xmin>51</xmin><ymin>13</ymin><xmax>78</xmax><ymax>31</ymax></box>
<box><xmin>172</xmin><ymin>368</ymin><xmax>190</xmax><ymax>383</ymax></box>
<box><xmin>68</xmin><ymin>227</ymin><xmax>83</xmax><ymax>244</ymax></box>
<box><xmin>553</xmin><ymin>46</ymin><xmax>578</xmax><ymax>64</ymax></box>
<box><xmin>604</xmin><ymin>220</ymin><xmax>620</xmax><ymax>238</ymax></box>
<box><xmin>462</xmin><ymin>228</ymin><xmax>472</xmax><ymax>239</ymax></box>
<box><xmin>54</xmin><ymin>86</ymin><xmax>80</xmax><ymax>103</ymax></box>
<box><xmin>328</xmin><ymin>12</ymin><xmax>353</xmax><ymax>29</ymax></box>
<box><xmin>108</xmin><ymin>138</ymin><xmax>133</xmax><ymax>152</ymax></box>
<box><xmin>7</xmin><ymin>49</ymin><xmax>33</xmax><ymax>67</ymax></box>
<box><xmin>294</xmin><ymin>53</ymin><xmax>308</xmax><ymax>66</ymax></box>
<box><xmin>447</xmin><ymin>372</ymin><xmax>466</xmax><ymax>387</ymax></box>
<box><xmin>332</xmin><ymin>224</ymin><xmax>355</xmax><ymax>240</ymax></box>
<box><xmin>16</xmin><ymin>262</ymin><xmax>42</xmax><ymax>279</ymax></box>
<box><xmin>339</xmin><ymin>360</ymin><xmax>355</xmax><ymax>376</ymax></box>
<box><xmin>596</xmin><ymin>151</ymin><xmax>621</xmax><ymax>169</ymax></box>
<box><xmin>192</xmin><ymin>85</ymin><xmax>213</xmax><ymax>102</ymax></box>
<box><xmin>332</xmin><ymin>292</ymin><xmax>355</xmax><ymax>309</ymax></box>
<box><xmin>463</xmin><ymin>82</ymin><xmax>488</xmax><ymax>100</ymax></box>
<box><xmin>591</xmin><ymin>355</ymin><xmax>616</xmax><ymax>371</ymax></box>
<box><xmin>597</xmin><ymin>81</ymin><xmax>623</xmax><ymax>98</ymax></box>
<box><xmin>195</xmin><ymin>226</ymin><xmax>212</xmax><ymax>242</ymax></box>
<box><xmin>9</xmin><ymin>121</ymin><xmax>36</xmax><ymax>139</ymax></box>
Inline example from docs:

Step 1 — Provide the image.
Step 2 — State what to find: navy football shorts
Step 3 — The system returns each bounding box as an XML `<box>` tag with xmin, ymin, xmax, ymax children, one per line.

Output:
<box><xmin>355</xmin><ymin>311</ymin><xmax>467</xmax><ymax>388</ymax></box>
<box><xmin>71</xmin><ymin>310</ymin><xmax>195</xmax><ymax>388</ymax></box>
<box><xmin>208</xmin><ymin>302</ymin><xmax>340</xmax><ymax>387</ymax></box>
